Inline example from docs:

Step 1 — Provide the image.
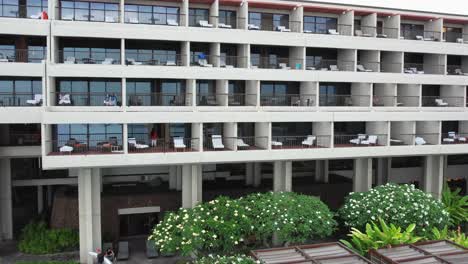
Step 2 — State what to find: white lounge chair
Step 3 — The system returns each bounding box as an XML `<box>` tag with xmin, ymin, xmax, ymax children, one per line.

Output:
<box><xmin>328</xmin><ymin>29</ymin><xmax>339</xmax><ymax>35</ymax></box>
<box><xmin>355</xmin><ymin>30</ymin><xmax>372</xmax><ymax>37</ymax></box>
<box><xmin>435</xmin><ymin>99</ymin><xmax>448</xmax><ymax>107</ymax></box>
<box><xmin>64</xmin><ymin>57</ymin><xmax>76</xmax><ymax>64</ymax></box>
<box><xmin>126</xmin><ymin>58</ymin><xmax>143</xmax><ymax>65</ymax></box>
<box><xmin>415</xmin><ymin>35</ymin><xmax>424</xmax><ymax>40</ymax></box>
<box><xmin>278</xmin><ymin>63</ymin><xmax>290</xmax><ymax>70</ymax></box>
<box><xmin>26</xmin><ymin>94</ymin><xmax>42</xmax><ymax>106</ymax></box>
<box><xmin>198</xmin><ymin>59</ymin><xmax>213</xmax><ymax>67</ymax></box>
<box><xmin>454</xmin><ymin>69</ymin><xmax>468</xmax><ymax>75</ymax></box>
<box><xmin>302</xmin><ymin>135</ymin><xmax>316</xmax><ymax>147</ymax></box>
<box><xmin>357</xmin><ymin>64</ymin><xmax>372</xmax><ymax>72</ymax></box>
<box><xmin>167</xmin><ymin>19</ymin><xmax>179</xmax><ymax>26</ymax></box>
<box><xmin>128</xmin><ymin>17</ymin><xmax>139</xmax><ymax>24</ymax></box>
<box><xmin>199</xmin><ymin>20</ymin><xmax>213</xmax><ymax>28</ymax></box>
<box><xmin>59</xmin><ymin>145</ymin><xmax>73</xmax><ymax>153</ymax></box>
<box><xmin>237</xmin><ymin>138</ymin><xmax>249</xmax><ymax>148</ymax></box>
<box><xmin>166</xmin><ymin>60</ymin><xmax>177</xmax><ymax>66</ymax></box>
<box><xmin>415</xmin><ymin>136</ymin><xmax>426</xmax><ymax>145</ymax></box>
<box><xmin>58</xmin><ymin>94</ymin><xmax>71</xmax><ymax>105</ymax></box>
<box><xmin>271</xmin><ymin>140</ymin><xmax>283</xmax><ymax>148</ymax></box>
<box><xmin>211</xmin><ymin>135</ymin><xmax>224</xmax><ymax>150</ymax></box>
<box><xmin>306</xmin><ymin>66</ymin><xmax>316</xmax><ymax>70</ymax></box>
<box><xmin>0</xmin><ymin>52</ymin><xmax>9</xmax><ymax>62</ymax></box>
<box><xmin>128</xmin><ymin>138</ymin><xmax>149</xmax><ymax>149</ymax></box>
<box><xmin>173</xmin><ymin>137</ymin><xmax>187</xmax><ymax>151</ymax></box>
<box><xmin>350</xmin><ymin>134</ymin><xmax>366</xmax><ymax>144</ymax></box>
<box><xmin>330</xmin><ymin>65</ymin><xmax>339</xmax><ymax>71</ymax></box>
<box><xmin>101</xmin><ymin>58</ymin><xmax>114</xmax><ymax>65</ymax></box>
<box><xmin>248</xmin><ymin>24</ymin><xmax>260</xmax><ymax>30</ymax></box>
<box><xmin>218</xmin><ymin>23</ymin><xmax>232</xmax><ymax>29</ymax></box>
<box><xmin>361</xmin><ymin>135</ymin><xmax>378</xmax><ymax>145</ymax></box>
<box><xmin>220</xmin><ymin>57</ymin><xmax>234</xmax><ymax>68</ymax></box>
<box><xmin>105</xmin><ymin>16</ymin><xmax>116</xmax><ymax>23</ymax></box>
<box><xmin>276</xmin><ymin>26</ymin><xmax>291</xmax><ymax>32</ymax></box>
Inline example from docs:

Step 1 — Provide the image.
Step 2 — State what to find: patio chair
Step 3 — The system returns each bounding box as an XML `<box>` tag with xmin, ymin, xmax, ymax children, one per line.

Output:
<box><xmin>306</xmin><ymin>66</ymin><xmax>316</xmax><ymax>70</ymax></box>
<box><xmin>199</xmin><ymin>20</ymin><xmax>213</xmax><ymax>28</ymax></box>
<box><xmin>248</xmin><ymin>24</ymin><xmax>260</xmax><ymax>30</ymax></box>
<box><xmin>0</xmin><ymin>52</ymin><xmax>9</xmax><ymax>62</ymax></box>
<box><xmin>302</xmin><ymin>135</ymin><xmax>316</xmax><ymax>147</ymax></box>
<box><xmin>128</xmin><ymin>17</ymin><xmax>139</xmax><ymax>23</ymax></box>
<box><xmin>329</xmin><ymin>65</ymin><xmax>339</xmax><ymax>71</ymax></box>
<box><xmin>105</xmin><ymin>16</ymin><xmax>116</xmax><ymax>23</ymax></box>
<box><xmin>377</xmin><ymin>33</ymin><xmax>388</xmax><ymax>38</ymax></box>
<box><xmin>220</xmin><ymin>57</ymin><xmax>234</xmax><ymax>68</ymax></box>
<box><xmin>211</xmin><ymin>135</ymin><xmax>225</xmax><ymax>150</ymax></box>
<box><xmin>26</xmin><ymin>94</ymin><xmax>42</xmax><ymax>106</ymax></box>
<box><xmin>415</xmin><ymin>137</ymin><xmax>426</xmax><ymax>145</ymax></box>
<box><xmin>361</xmin><ymin>135</ymin><xmax>378</xmax><ymax>145</ymax></box>
<box><xmin>415</xmin><ymin>35</ymin><xmax>424</xmax><ymax>40</ymax></box>
<box><xmin>278</xmin><ymin>63</ymin><xmax>290</xmax><ymax>70</ymax></box>
<box><xmin>64</xmin><ymin>57</ymin><xmax>76</xmax><ymax>64</ymax></box>
<box><xmin>103</xmin><ymin>94</ymin><xmax>118</xmax><ymax>106</ymax></box>
<box><xmin>328</xmin><ymin>29</ymin><xmax>339</xmax><ymax>35</ymax></box>
<box><xmin>350</xmin><ymin>134</ymin><xmax>367</xmax><ymax>144</ymax></box>
<box><xmin>410</xmin><ymin>67</ymin><xmax>424</xmax><ymax>74</ymax></box>
<box><xmin>117</xmin><ymin>241</ymin><xmax>129</xmax><ymax>260</ymax></box>
<box><xmin>271</xmin><ymin>140</ymin><xmax>283</xmax><ymax>148</ymax></box>
<box><xmin>198</xmin><ymin>59</ymin><xmax>213</xmax><ymax>67</ymax></box>
<box><xmin>58</xmin><ymin>94</ymin><xmax>72</xmax><ymax>105</ymax></box>
<box><xmin>435</xmin><ymin>99</ymin><xmax>448</xmax><ymax>107</ymax></box>
<box><xmin>355</xmin><ymin>30</ymin><xmax>372</xmax><ymax>37</ymax></box>
<box><xmin>59</xmin><ymin>145</ymin><xmax>73</xmax><ymax>153</ymax></box>
<box><xmin>101</xmin><ymin>58</ymin><xmax>114</xmax><ymax>65</ymax></box>
<box><xmin>173</xmin><ymin>137</ymin><xmax>187</xmax><ymax>151</ymax></box>
<box><xmin>128</xmin><ymin>137</ymin><xmax>149</xmax><ymax>149</ymax></box>
<box><xmin>218</xmin><ymin>23</ymin><xmax>232</xmax><ymax>29</ymax></box>
<box><xmin>455</xmin><ymin>69</ymin><xmax>468</xmax><ymax>75</ymax></box>
<box><xmin>126</xmin><ymin>58</ymin><xmax>143</xmax><ymax>65</ymax></box>
<box><xmin>167</xmin><ymin>19</ymin><xmax>179</xmax><ymax>26</ymax></box>
<box><xmin>237</xmin><ymin>138</ymin><xmax>250</xmax><ymax>148</ymax></box>
<box><xmin>275</xmin><ymin>26</ymin><xmax>291</xmax><ymax>32</ymax></box>
<box><xmin>404</xmin><ymin>68</ymin><xmax>415</xmax><ymax>74</ymax></box>
<box><xmin>357</xmin><ymin>64</ymin><xmax>372</xmax><ymax>72</ymax></box>
<box><xmin>146</xmin><ymin>239</ymin><xmax>158</xmax><ymax>258</ymax></box>
<box><xmin>166</xmin><ymin>60</ymin><xmax>177</xmax><ymax>66</ymax></box>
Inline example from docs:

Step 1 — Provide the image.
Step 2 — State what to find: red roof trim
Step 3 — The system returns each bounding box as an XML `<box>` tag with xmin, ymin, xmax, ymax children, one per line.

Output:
<box><xmin>303</xmin><ymin>5</ymin><xmax>347</xmax><ymax>14</ymax></box>
<box><xmin>219</xmin><ymin>0</ymin><xmax>242</xmax><ymax>6</ymax></box>
<box><xmin>248</xmin><ymin>1</ymin><xmax>297</xmax><ymax>10</ymax></box>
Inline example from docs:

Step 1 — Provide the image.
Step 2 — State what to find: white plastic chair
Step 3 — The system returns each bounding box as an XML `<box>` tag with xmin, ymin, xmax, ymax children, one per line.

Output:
<box><xmin>105</xmin><ymin>16</ymin><xmax>116</xmax><ymax>23</ymax></box>
<box><xmin>167</xmin><ymin>19</ymin><xmax>179</xmax><ymax>26</ymax></box>
<box><xmin>166</xmin><ymin>60</ymin><xmax>177</xmax><ymax>66</ymax></box>
<box><xmin>357</xmin><ymin>64</ymin><xmax>372</xmax><ymax>72</ymax></box>
<box><xmin>278</xmin><ymin>63</ymin><xmax>290</xmax><ymax>70</ymax></box>
<box><xmin>26</xmin><ymin>94</ymin><xmax>42</xmax><ymax>105</ymax></box>
<box><xmin>218</xmin><ymin>23</ymin><xmax>232</xmax><ymax>29</ymax></box>
<box><xmin>271</xmin><ymin>140</ymin><xmax>283</xmax><ymax>147</ymax></box>
<box><xmin>276</xmin><ymin>26</ymin><xmax>290</xmax><ymax>32</ymax></box>
<box><xmin>199</xmin><ymin>20</ymin><xmax>213</xmax><ymax>28</ymax></box>
<box><xmin>328</xmin><ymin>29</ymin><xmax>339</xmax><ymax>35</ymax></box>
<box><xmin>435</xmin><ymin>99</ymin><xmax>448</xmax><ymax>107</ymax></box>
<box><xmin>361</xmin><ymin>135</ymin><xmax>378</xmax><ymax>145</ymax></box>
<box><xmin>59</xmin><ymin>145</ymin><xmax>73</xmax><ymax>153</ymax></box>
<box><xmin>330</xmin><ymin>65</ymin><xmax>339</xmax><ymax>71</ymax></box>
<box><xmin>237</xmin><ymin>138</ymin><xmax>249</xmax><ymax>148</ymax></box>
<box><xmin>128</xmin><ymin>137</ymin><xmax>149</xmax><ymax>149</ymax></box>
<box><xmin>198</xmin><ymin>59</ymin><xmax>213</xmax><ymax>67</ymax></box>
<box><xmin>101</xmin><ymin>58</ymin><xmax>114</xmax><ymax>65</ymax></box>
<box><xmin>211</xmin><ymin>135</ymin><xmax>225</xmax><ymax>150</ymax></box>
<box><xmin>127</xmin><ymin>58</ymin><xmax>143</xmax><ymax>65</ymax></box>
<box><xmin>248</xmin><ymin>24</ymin><xmax>260</xmax><ymax>30</ymax></box>
<box><xmin>350</xmin><ymin>134</ymin><xmax>366</xmax><ymax>144</ymax></box>
<box><xmin>415</xmin><ymin>35</ymin><xmax>424</xmax><ymax>40</ymax></box>
<box><xmin>58</xmin><ymin>94</ymin><xmax>71</xmax><ymax>105</ymax></box>
<box><xmin>415</xmin><ymin>137</ymin><xmax>426</xmax><ymax>145</ymax></box>
<box><xmin>173</xmin><ymin>137</ymin><xmax>187</xmax><ymax>150</ymax></box>
<box><xmin>302</xmin><ymin>135</ymin><xmax>316</xmax><ymax>147</ymax></box>
<box><xmin>64</xmin><ymin>57</ymin><xmax>76</xmax><ymax>64</ymax></box>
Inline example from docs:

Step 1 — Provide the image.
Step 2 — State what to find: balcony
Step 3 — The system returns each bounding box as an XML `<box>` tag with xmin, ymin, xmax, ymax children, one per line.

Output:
<box><xmin>247</xmin><ymin>12</ymin><xmax>296</xmax><ymax>32</ymax></box>
<box><xmin>400</xmin><ymin>27</ymin><xmax>441</xmax><ymax>41</ymax></box>
<box><xmin>0</xmin><ymin>48</ymin><xmax>46</xmax><ymax>63</ymax></box>
<box><xmin>334</xmin><ymin>134</ymin><xmax>387</xmax><ymax>147</ymax></box>
<box><xmin>260</xmin><ymin>94</ymin><xmax>315</xmax><ymax>107</ymax></box>
<box><xmin>54</xmin><ymin>78</ymin><xmax>122</xmax><ymax>106</ymax></box>
<box><xmin>124</xmin><ymin>4</ymin><xmax>181</xmax><ymax>26</ymax></box>
<box><xmin>196</xmin><ymin>93</ymin><xmax>224</xmax><ymax>106</ymax></box>
<box><xmin>443</xmin><ymin>28</ymin><xmax>467</xmax><ymax>43</ymax></box>
<box><xmin>421</xmin><ymin>96</ymin><xmax>464</xmax><ymax>107</ymax></box>
<box><xmin>271</xmin><ymin>135</ymin><xmax>330</xmax><ymax>149</ymax></box>
<box><xmin>250</xmin><ymin>56</ymin><xmax>302</xmax><ymax>70</ymax></box>
<box><xmin>126</xmin><ymin>40</ymin><xmax>182</xmax><ymax>66</ymax></box>
<box><xmin>58</xmin><ymin>1</ymin><xmax>119</xmax><ymax>23</ymax></box>
<box><xmin>319</xmin><ymin>95</ymin><xmax>370</xmax><ymax>107</ymax></box>
<box><xmin>302</xmin><ymin>17</ymin><xmax>351</xmax><ymax>36</ymax></box>
<box><xmin>0</xmin><ymin>79</ymin><xmax>42</xmax><ymax>107</ymax></box>
<box><xmin>0</xmin><ymin>124</ymin><xmax>41</xmax><ymax>146</ymax></box>
<box><xmin>441</xmin><ymin>132</ymin><xmax>468</xmax><ymax>145</ymax></box>
<box><xmin>127</xmin><ymin>93</ymin><xmax>190</xmax><ymax>107</ymax></box>
<box><xmin>0</xmin><ymin>2</ymin><xmax>47</xmax><ymax>19</ymax></box>
<box><xmin>372</xmin><ymin>95</ymin><xmax>419</xmax><ymax>107</ymax></box>
<box><xmin>58</xmin><ymin>49</ymin><xmax>120</xmax><ymax>64</ymax></box>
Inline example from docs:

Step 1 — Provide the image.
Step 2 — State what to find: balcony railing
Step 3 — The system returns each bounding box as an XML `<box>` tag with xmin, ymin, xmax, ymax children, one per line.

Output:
<box><xmin>0</xmin><ymin>4</ymin><xmax>47</xmax><ymax>19</ymax></box>
<box><xmin>303</xmin><ymin>23</ymin><xmax>352</xmax><ymax>36</ymax></box>
<box><xmin>389</xmin><ymin>134</ymin><xmax>414</xmax><ymax>146</ymax></box>
<box><xmin>59</xmin><ymin>50</ymin><xmax>121</xmax><ymax>64</ymax></box>
<box><xmin>50</xmin><ymin>135</ymin><xmax>124</xmax><ymax>155</ymax></box>
<box><xmin>357</xmin><ymin>61</ymin><xmax>380</xmax><ymax>72</ymax></box>
<box><xmin>246</xmin><ymin>18</ymin><xmax>299</xmax><ymax>32</ymax></box>
<box><xmin>128</xmin><ymin>137</ymin><xmax>199</xmax><ymax>153</ymax></box>
<box><xmin>319</xmin><ymin>95</ymin><xmax>370</xmax><ymax>107</ymax></box>
<box><xmin>196</xmin><ymin>94</ymin><xmax>224</xmax><ymax>106</ymax></box>
<box><xmin>355</xmin><ymin>25</ymin><xmax>376</xmax><ymax>37</ymax></box>
<box><xmin>334</xmin><ymin>134</ymin><xmax>387</xmax><ymax>147</ymax></box>
<box><xmin>0</xmin><ymin>132</ymin><xmax>41</xmax><ymax>146</ymax></box>
<box><xmin>126</xmin><ymin>53</ymin><xmax>183</xmax><ymax>66</ymax></box>
<box><xmin>0</xmin><ymin>48</ymin><xmax>46</xmax><ymax>63</ymax></box>
<box><xmin>260</xmin><ymin>94</ymin><xmax>315</xmax><ymax>107</ymax></box>
<box><xmin>380</xmin><ymin>62</ymin><xmax>403</xmax><ymax>73</ymax></box>
<box><xmin>251</xmin><ymin>57</ymin><xmax>303</xmax><ymax>69</ymax></box>
<box><xmin>228</xmin><ymin>93</ymin><xmax>256</xmax><ymax>106</ymax></box>
<box><xmin>190</xmin><ymin>54</ymin><xmax>216</xmax><ymax>67</ymax></box>
<box><xmin>372</xmin><ymin>96</ymin><xmax>420</xmax><ymax>107</ymax></box>
<box><xmin>401</xmin><ymin>30</ymin><xmax>441</xmax><ymax>41</ymax></box>
<box><xmin>220</xmin><ymin>55</ymin><xmax>247</xmax><ymax>68</ymax></box>
<box><xmin>306</xmin><ymin>59</ymin><xmax>354</xmax><ymax>71</ymax></box>
<box><xmin>0</xmin><ymin>92</ymin><xmax>43</xmax><ymax>107</ymax></box>
<box><xmin>57</xmin><ymin>6</ymin><xmax>120</xmax><ymax>23</ymax></box>
<box><xmin>446</xmin><ymin>65</ymin><xmax>466</xmax><ymax>75</ymax></box>
<box><xmin>127</xmin><ymin>93</ymin><xmax>191</xmax><ymax>106</ymax></box>
<box><xmin>53</xmin><ymin>92</ymin><xmax>122</xmax><ymax>106</ymax></box>
<box><xmin>441</xmin><ymin>133</ymin><xmax>468</xmax><ymax>144</ymax></box>
<box><xmin>421</xmin><ymin>96</ymin><xmax>464</xmax><ymax>107</ymax></box>
<box><xmin>404</xmin><ymin>63</ymin><xmax>445</xmax><ymax>75</ymax></box>
<box><xmin>236</xmin><ymin>136</ymin><xmax>268</xmax><ymax>150</ymax></box>
<box><xmin>401</xmin><ymin>133</ymin><xmax>439</xmax><ymax>145</ymax></box>
<box><xmin>271</xmin><ymin>135</ymin><xmax>331</xmax><ymax>149</ymax></box>
<box><xmin>443</xmin><ymin>32</ymin><xmax>468</xmax><ymax>43</ymax></box>
<box><xmin>124</xmin><ymin>11</ymin><xmax>182</xmax><ymax>26</ymax></box>
<box><xmin>378</xmin><ymin>27</ymin><xmax>399</xmax><ymax>38</ymax></box>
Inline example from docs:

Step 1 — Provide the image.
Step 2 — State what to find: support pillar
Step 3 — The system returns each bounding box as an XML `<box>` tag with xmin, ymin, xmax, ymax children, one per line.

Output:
<box><xmin>273</xmin><ymin>161</ymin><xmax>292</xmax><ymax>192</ymax></box>
<box><xmin>37</xmin><ymin>185</ymin><xmax>44</xmax><ymax>214</ymax></box>
<box><xmin>47</xmin><ymin>185</ymin><xmax>53</xmax><ymax>208</ymax></box>
<box><xmin>376</xmin><ymin>158</ymin><xmax>390</xmax><ymax>186</ymax></box>
<box><xmin>169</xmin><ymin>166</ymin><xmax>177</xmax><ymax>190</ymax></box>
<box><xmin>0</xmin><ymin>158</ymin><xmax>12</xmax><ymax>240</ymax></box>
<box><xmin>78</xmin><ymin>168</ymin><xmax>102</xmax><ymax>264</ymax></box>
<box><xmin>315</xmin><ymin>160</ymin><xmax>329</xmax><ymax>183</ymax></box>
<box><xmin>423</xmin><ymin>155</ymin><xmax>444</xmax><ymax>198</ymax></box>
<box><xmin>353</xmin><ymin>158</ymin><xmax>372</xmax><ymax>192</ymax></box>
<box><xmin>182</xmin><ymin>164</ymin><xmax>202</xmax><ymax>208</ymax></box>
<box><xmin>176</xmin><ymin>166</ymin><xmax>182</xmax><ymax>191</ymax></box>
<box><xmin>253</xmin><ymin>163</ymin><xmax>262</xmax><ymax>187</ymax></box>
<box><xmin>245</xmin><ymin>163</ymin><xmax>254</xmax><ymax>186</ymax></box>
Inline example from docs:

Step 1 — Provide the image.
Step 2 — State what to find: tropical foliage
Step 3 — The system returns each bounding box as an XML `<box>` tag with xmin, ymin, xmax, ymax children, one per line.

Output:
<box><xmin>338</xmin><ymin>184</ymin><xmax>450</xmax><ymax>235</ymax></box>
<box><xmin>193</xmin><ymin>255</ymin><xmax>257</xmax><ymax>264</ymax></box>
<box><xmin>340</xmin><ymin>218</ymin><xmax>422</xmax><ymax>255</ymax></box>
<box><xmin>149</xmin><ymin>192</ymin><xmax>336</xmax><ymax>256</ymax></box>
<box><xmin>430</xmin><ymin>226</ymin><xmax>468</xmax><ymax>247</ymax></box>
<box><xmin>18</xmin><ymin>221</ymin><xmax>79</xmax><ymax>254</ymax></box>
<box><xmin>441</xmin><ymin>184</ymin><xmax>468</xmax><ymax>227</ymax></box>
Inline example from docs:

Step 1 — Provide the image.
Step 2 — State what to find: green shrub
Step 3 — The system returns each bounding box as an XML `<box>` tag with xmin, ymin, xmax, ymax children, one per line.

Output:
<box><xmin>193</xmin><ymin>255</ymin><xmax>257</xmax><ymax>264</ymax></box>
<box><xmin>430</xmin><ymin>226</ymin><xmax>468</xmax><ymax>247</ymax></box>
<box><xmin>340</xmin><ymin>218</ymin><xmax>421</xmax><ymax>255</ymax></box>
<box><xmin>441</xmin><ymin>184</ymin><xmax>468</xmax><ymax>227</ymax></box>
<box><xmin>150</xmin><ymin>192</ymin><xmax>336</xmax><ymax>257</ymax></box>
<box><xmin>18</xmin><ymin>221</ymin><xmax>79</xmax><ymax>254</ymax></box>
<box><xmin>338</xmin><ymin>184</ymin><xmax>450</xmax><ymax>235</ymax></box>
<box><xmin>15</xmin><ymin>262</ymin><xmax>79</xmax><ymax>264</ymax></box>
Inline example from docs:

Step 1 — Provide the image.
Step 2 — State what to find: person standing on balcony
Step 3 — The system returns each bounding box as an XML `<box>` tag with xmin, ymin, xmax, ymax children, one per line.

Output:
<box><xmin>150</xmin><ymin>128</ymin><xmax>158</xmax><ymax>147</ymax></box>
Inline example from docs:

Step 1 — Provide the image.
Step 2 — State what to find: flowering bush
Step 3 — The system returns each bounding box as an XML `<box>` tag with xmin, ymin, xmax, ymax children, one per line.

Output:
<box><xmin>193</xmin><ymin>255</ymin><xmax>258</xmax><ymax>264</ymax></box>
<box><xmin>338</xmin><ymin>184</ymin><xmax>450</xmax><ymax>235</ymax></box>
<box><xmin>149</xmin><ymin>192</ymin><xmax>336</xmax><ymax>256</ymax></box>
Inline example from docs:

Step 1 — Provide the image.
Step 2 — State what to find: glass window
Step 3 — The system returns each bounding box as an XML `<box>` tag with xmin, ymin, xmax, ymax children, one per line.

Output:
<box><xmin>248</xmin><ymin>12</ymin><xmax>261</xmax><ymax>27</ymax></box>
<box><xmin>304</xmin><ymin>16</ymin><xmax>336</xmax><ymax>34</ymax></box>
<box><xmin>189</xmin><ymin>8</ymin><xmax>208</xmax><ymax>26</ymax></box>
<box><xmin>219</xmin><ymin>10</ymin><xmax>236</xmax><ymax>28</ymax></box>
<box><xmin>1</xmin><ymin>0</ymin><xmax>19</xmax><ymax>17</ymax></box>
<box><xmin>0</xmin><ymin>79</ymin><xmax>41</xmax><ymax>106</ymax></box>
<box><xmin>27</xmin><ymin>0</ymin><xmax>47</xmax><ymax>18</ymax></box>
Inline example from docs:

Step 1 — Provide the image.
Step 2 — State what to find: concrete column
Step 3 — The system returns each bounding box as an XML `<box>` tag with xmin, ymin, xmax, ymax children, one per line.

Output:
<box><xmin>376</xmin><ymin>158</ymin><xmax>390</xmax><ymax>186</ymax></box>
<box><xmin>253</xmin><ymin>163</ymin><xmax>262</xmax><ymax>187</ymax></box>
<box><xmin>315</xmin><ymin>160</ymin><xmax>329</xmax><ymax>183</ymax></box>
<box><xmin>119</xmin><ymin>0</ymin><xmax>124</xmax><ymax>23</ymax></box>
<box><xmin>176</xmin><ymin>166</ymin><xmax>182</xmax><ymax>191</ymax></box>
<box><xmin>181</xmin><ymin>0</ymin><xmax>189</xmax><ymax>27</ymax></box>
<box><xmin>37</xmin><ymin>185</ymin><xmax>44</xmax><ymax>214</ymax></box>
<box><xmin>123</xmin><ymin>123</ymin><xmax>128</xmax><ymax>154</ymax></box>
<box><xmin>169</xmin><ymin>166</ymin><xmax>177</xmax><ymax>190</ymax></box>
<box><xmin>423</xmin><ymin>155</ymin><xmax>444</xmax><ymax>199</ymax></box>
<box><xmin>121</xmin><ymin>78</ymin><xmax>127</xmax><ymax>107</ymax></box>
<box><xmin>78</xmin><ymin>168</ymin><xmax>102</xmax><ymax>264</ymax></box>
<box><xmin>182</xmin><ymin>164</ymin><xmax>202</xmax><ymax>208</ymax></box>
<box><xmin>353</xmin><ymin>158</ymin><xmax>372</xmax><ymax>192</ymax></box>
<box><xmin>245</xmin><ymin>163</ymin><xmax>254</xmax><ymax>186</ymax></box>
<box><xmin>47</xmin><ymin>185</ymin><xmax>53</xmax><ymax>208</ymax></box>
<box><xmin>283</xmin><ymin>161</ymin><xmax>292</xmax><ymax>192</ymax></box>
<box><xmin>273</xmin><ymin>161</ymin><xmax>292</xmax><ymax>192</ymax></box>
<box><xmin>0</xmin><ymin>158</ymin><xmax>13</xmax><ymax>240</ymax></box>
<box><xmin>120</xmin><ymin>39</ymin><xmax>125</xmax><ymax>66</ymax></box>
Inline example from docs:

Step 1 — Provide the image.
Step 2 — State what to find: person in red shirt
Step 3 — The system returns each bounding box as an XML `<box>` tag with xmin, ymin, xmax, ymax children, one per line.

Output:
<box><xmin>150</xmin><ymin>128</ymin><xmax>158</xmax><ymax>147</ymax></box>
